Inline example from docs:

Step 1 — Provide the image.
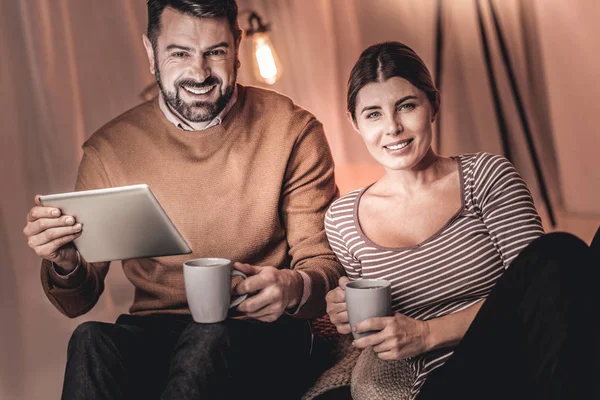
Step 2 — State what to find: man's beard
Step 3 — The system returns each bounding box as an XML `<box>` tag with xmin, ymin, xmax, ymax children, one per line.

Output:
<box><xmin>155</xmin><ymin>58</ymin><xmax>236</xmax><ymax>123</ymax></box>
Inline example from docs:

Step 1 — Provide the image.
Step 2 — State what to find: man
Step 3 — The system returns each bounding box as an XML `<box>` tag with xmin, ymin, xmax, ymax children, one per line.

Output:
<box><xmin>21</xmin><ymin>0</ymin><xmax>342</xmax><ymax>398</ymax></box>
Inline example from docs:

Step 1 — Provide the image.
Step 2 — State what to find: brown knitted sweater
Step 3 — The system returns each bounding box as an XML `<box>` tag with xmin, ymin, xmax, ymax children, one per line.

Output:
<box><xmin>40</xmin><ymin>84</ymin><xmax>342</xmax><ymax>319</ymax></box>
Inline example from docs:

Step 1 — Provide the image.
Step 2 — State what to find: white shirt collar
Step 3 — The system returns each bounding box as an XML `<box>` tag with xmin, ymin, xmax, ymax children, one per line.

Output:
<box><xmin>158</xmin><ymin>85</ymin><xmax>238</xmax><ymax>131</ymax></box>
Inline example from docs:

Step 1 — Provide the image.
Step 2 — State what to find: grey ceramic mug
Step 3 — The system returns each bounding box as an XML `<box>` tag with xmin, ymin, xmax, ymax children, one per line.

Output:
<box><xmin>345</xmin><ymin>279</ymin><xmax>392</xmax><ymax>339</ymax></box>
<box><xmin>183</xmin><ymin>258</ymin><xmax>248</xmax><ymax>323</ymax></box>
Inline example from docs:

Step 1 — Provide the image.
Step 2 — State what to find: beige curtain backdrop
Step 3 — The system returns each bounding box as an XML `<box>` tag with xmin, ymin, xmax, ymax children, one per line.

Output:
<box><xmin>1</xmin><ymin>1</ymin><xmax>598</xmax><ymax>398</ymax></box>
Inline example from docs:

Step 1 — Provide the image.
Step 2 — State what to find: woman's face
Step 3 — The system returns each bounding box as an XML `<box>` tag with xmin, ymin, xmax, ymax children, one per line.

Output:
<box><xmin>351</xmin><ymin>77</ymin><xmax>435</xmax><ymax>171</ymax></box>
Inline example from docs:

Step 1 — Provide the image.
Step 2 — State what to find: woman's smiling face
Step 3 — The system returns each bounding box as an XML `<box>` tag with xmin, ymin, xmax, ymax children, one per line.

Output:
<box><xmin>352</xmin><ymin>76</ymin><xmax>435</xmax><ymax>171</ymax></box>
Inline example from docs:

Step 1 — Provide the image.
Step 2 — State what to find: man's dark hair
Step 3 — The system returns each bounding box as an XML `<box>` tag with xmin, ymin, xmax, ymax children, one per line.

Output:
<box><xmin>147</xmin><ymin>0</ymin><xmax>242</xmax><ymax>48</ymax></box>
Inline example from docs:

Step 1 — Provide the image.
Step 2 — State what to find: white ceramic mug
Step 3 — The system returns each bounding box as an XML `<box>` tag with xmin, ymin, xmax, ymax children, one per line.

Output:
<box><xmin>345</xmin><ymin>279</ymin><xmax>392</xmax><ymax>339</ymax></box>
<box><xmin>183</xmin><ymin>258</ymin><xmax>248</xmax><ymax>323</ymax></box>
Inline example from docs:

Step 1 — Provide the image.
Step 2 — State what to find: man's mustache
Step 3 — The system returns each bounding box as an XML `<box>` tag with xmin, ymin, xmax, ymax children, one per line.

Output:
<box><xmin>176</xmin><ymin>76</ymin><xmax>220</xmax><ymax>89</ymax></box>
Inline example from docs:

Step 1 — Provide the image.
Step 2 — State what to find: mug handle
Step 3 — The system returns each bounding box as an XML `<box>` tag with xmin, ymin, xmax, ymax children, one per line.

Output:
<box><xmin>229</xmin><ymin>270</ymin><xmax>248</xmax><ymax>308</ymax></box>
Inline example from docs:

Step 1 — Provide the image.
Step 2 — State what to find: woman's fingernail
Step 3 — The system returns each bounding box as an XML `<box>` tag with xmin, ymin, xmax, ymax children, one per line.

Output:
<box><xmin>52</xmin><ymin>210</ymin><xmax>60</xmax><ymax>217</ymax></box>
<box><xmin>65</xmin><ymin>217</ymin><xmax>74</xmax><ymax>224</ymax></box>
<box><xmin>74</xmin><ymin>224</ymin><xmax>82</xmax><ymax>231</ymax></box>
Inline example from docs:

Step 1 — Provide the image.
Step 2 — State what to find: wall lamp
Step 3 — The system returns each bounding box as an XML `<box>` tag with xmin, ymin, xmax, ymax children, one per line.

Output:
<box><xmin>240</xmin><ymin>10</ymin><xmax>283</xmax><ymax>85</ymax></box>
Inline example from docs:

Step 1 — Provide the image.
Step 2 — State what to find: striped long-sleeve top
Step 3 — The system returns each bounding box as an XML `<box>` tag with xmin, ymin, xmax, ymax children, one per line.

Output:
<box><xmin>325</xmin><ymin>152</ymin><xmax>545</xmax><ymax>398</ymax></box>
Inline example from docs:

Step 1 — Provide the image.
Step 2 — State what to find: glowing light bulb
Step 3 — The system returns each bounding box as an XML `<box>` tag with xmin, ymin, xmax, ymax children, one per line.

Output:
<box><xmin>251</xmin><ymin>33</ymin><xmax>282</xmax><ymax>85</ymax></box>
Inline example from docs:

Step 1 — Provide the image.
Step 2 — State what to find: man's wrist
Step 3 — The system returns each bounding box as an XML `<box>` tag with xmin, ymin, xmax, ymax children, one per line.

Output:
<box><xmin>286</xmin><ymin>270</ymin><xmax>304</xmax><ymax>310</ymax></box>
<box><xmin>53</xmin><ymin>251</ymin><xmax>81</xmax><ymax>276</ymax></box>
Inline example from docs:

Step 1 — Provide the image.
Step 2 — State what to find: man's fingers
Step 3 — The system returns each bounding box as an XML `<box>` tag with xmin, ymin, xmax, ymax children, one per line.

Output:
<box><xmin>33</xmin><ymin>232</ymin><xmax>82</xmax><ymax>260</ymax></box>
<box><xmin>236</xmin><ymin>288</ymin><xmax>279</xmax><ymax>313</ymax></box>
<box><xmin>26</xmin><ymin>206</ymin><xmax>62</xmax><ymax>223</ymax></box>
<box><xmin>236</xmin><ymin>294</ymin><xmax>267</xmax><ymax>313</ymax></box>
<box><xmin>24</xmin><ymin>212</ymin><xmax>74</xmax><ymax>239</ymax></box>
<box><xmin>238</xmin><ymin>299</ymin><xmax>284</xmax><ymax>322</ymax></box>
<box><xmin>26</xmin><ymin>215</ymin><xmax>80</xmax><ymax>239</ymax></box>
<box><xmin>233</xmin><ymin>262</ymin><xmax>261</xmax><ymax>276</ymax></box>
<box><xmin>28</xmin><ymin>224</ymin><xmax>82</xmax><ymax>248</ymax></box>
<box><xmin>242</xmin><ymin>303</ymin><xmax>278</xmax><ymax>321</ymax></box>
<box><xmin>235</xmin><ymin>273</ymin><xmax>272</xmax><ymax>295</ymax></box>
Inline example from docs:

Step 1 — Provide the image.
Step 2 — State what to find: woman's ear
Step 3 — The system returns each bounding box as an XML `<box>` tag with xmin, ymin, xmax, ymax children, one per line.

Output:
<box><xmin>346</xmin><ymin>111</ymin><xmax>360</xmax><ymax>134</ymax></box>
<box><xmin>431</xmin><ymin>96</ymin><xmax>441</xmax><ymax>122</ymax></box>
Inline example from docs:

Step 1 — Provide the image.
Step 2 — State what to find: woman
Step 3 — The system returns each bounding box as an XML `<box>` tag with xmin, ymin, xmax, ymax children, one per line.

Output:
<box><xmin>325</xmin><ymin>41</ymin><xmax>599</xmax><ymax>400</ymax></box>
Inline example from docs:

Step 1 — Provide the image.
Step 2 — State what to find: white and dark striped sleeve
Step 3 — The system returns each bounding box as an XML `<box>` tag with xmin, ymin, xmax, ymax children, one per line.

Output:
<box><xmin>473</xmin><ymin>153</ymin><xmax>545</xmax><ymax>268</ymax></box>
<box><xmin>325</xmin><ymin>207</ymin><xmax>362</xmax><ymax>279</ymax></box>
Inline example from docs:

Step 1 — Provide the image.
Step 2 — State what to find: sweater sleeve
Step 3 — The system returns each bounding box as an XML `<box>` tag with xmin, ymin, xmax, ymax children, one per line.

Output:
<box><xmin>280</xmin><ymin>117</ymin><xmax>344</xmax><ymax>319</ymax></box>
<box><xmin>325</xmin><ymin>206</ymin><xmax>362</xmax><ymax>280</ymax></box>
<box><xmin>472</xmin><ymin>153</ymin><xmax>545</xmax><ymax>268</ymax></box>
<box><xmin>40</xmin><ymin>145</ymin><xmax>111</xmax><ymax>318</ymax></box>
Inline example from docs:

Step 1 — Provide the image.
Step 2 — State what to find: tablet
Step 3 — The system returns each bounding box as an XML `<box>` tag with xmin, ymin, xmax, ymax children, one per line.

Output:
<box><xmin>38</xmin><ymin>184</ymin><xmax>192</xmax><ymax>263</ymax></box>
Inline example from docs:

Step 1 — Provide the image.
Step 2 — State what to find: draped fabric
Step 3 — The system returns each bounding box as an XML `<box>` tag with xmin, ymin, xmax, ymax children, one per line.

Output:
<box><xmin>1</xmin><ymin>1</ymin><xmax>598</xmax><ymax>398</ymax></box>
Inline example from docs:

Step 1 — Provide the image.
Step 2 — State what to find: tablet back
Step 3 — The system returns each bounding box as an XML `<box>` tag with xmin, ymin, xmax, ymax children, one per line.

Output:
<box><xmin>39</xmin><ymin>184</ymin><xmax>192</xmax><ymax>262</ymax></box>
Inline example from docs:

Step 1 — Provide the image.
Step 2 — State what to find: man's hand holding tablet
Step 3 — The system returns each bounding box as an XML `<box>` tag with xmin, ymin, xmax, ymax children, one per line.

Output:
<box><xmin>23</xmin><ymin>184</ymin><xmax>191</xmax><ymax>267</ymax></box>
<box><xmin>24</xmin><ymin>196</ymin><xmax>82</xmax><ymax>274</ymax></box>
